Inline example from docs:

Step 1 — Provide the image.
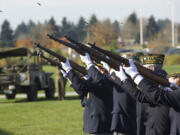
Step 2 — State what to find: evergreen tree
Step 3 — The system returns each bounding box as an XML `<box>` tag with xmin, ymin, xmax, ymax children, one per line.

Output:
<box><xmin>112</xmin><ymin>20</ymin><xmax>120</xmax><ymax>35</ymax></box>
<box><xmin>76</xmin><ymin>16</ymin><xmax>87</xmax><ymax>41</ymax></box>
<box><xmin>0</xmin><ymin>20</ymin><xmax>14</xmax><ymax>47</ymax></box>
<box><xmin>89</xmin><ymin>14</ymin><xmax>98</xmax><ymax>26</ymax></box>
<box><xmin>59</xmin><ymin>17</ymin><xmax>77</xmax><ymax>39</ymax></box>
<box><xmin>157</xmin><ymin>19</ymin><xmax>170</xmax><ymax>31</ymax></box>
<box><xmin>121</xmin><ymin>12</ymin><xmax>139</xmax><ymax>41</ymax></box>
<box><xmin>127</xmin><ymin>12</ymin><xmax>137</xmax><ymax>25</ymax></box>
<box><xmin>48</xmin><ymin>17</ymin><xmax>60</xmax><ymax>36</ymax></box>
<box><xmin>14</xmin><ymin>22</ymin><xmax>28</xmax><ymax>39</ymax></box>
<box><xmin>145</xmin><ymin>16</ymin><xmax>159</xmax><ymax>39</ymax></box>
<box><xmin>27</xmin><ymin>20</ymin><xmax>36</xmax><ymax>32</ymax></box>
<box><xmin>60</xmin><ymin>17</ymin><xmax>71</xmax><ymax>35</ymax></box>
<box><xmin>27</xmin><ymin>20</ymin><xmax>36</xmax><ymax>38</ymax></box>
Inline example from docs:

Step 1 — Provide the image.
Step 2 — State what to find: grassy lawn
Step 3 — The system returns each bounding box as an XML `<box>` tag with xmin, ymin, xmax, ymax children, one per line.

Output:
<box><xmin>43</xmin><ymin>66</ymin><xmax>74</xmax><ymax>93</ymax></box>
<box><xmin>0</xmin><ymin>97</ymin><xmax>86</xmax><ymax>135</ymax></box>
<box><xmin>0</xmin><ymin>64</ymin><xmax>179</xmax><ymax>135</ymax></box>
<box><xmin>163</xmin><ymin>64</ymin><xmax>180</xmax><ymax>74</ymax></box>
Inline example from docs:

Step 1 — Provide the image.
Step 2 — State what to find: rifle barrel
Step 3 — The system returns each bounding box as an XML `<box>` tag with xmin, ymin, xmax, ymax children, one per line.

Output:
<box><xmin>34</xmin><ymin>42</ymin><xmax>87</xmax><ymax>75</ymax></box>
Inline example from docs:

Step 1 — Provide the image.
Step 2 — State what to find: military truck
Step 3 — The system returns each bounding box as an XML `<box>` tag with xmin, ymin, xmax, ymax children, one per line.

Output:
<box><xmin>0</xmin><ymin>47</ymin><xmax>55</xmax><ymax>101</ymax></box>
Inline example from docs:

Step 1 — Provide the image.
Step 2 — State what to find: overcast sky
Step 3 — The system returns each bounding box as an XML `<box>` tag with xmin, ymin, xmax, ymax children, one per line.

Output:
<box><xmin>0</xmin><ymin>0</ymin><xmax>179</xmax><ymax>30</ymax></box>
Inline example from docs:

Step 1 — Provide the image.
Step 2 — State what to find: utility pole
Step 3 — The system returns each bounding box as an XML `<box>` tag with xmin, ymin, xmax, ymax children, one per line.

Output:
<box><xmin>83</xmin><ymin>20</ymin><xmax>89</xmax><ymax>42</ymax></box>
<box><xmin>171</xmin><ymin>3</ymin><xmax>175</xmax><ymax>47</ymax></box>
<box><xmin>168</xmin><ymin>0</ymin><xmax>176</xmax><ymax>47</ymax></box>
<box><xmin>140</xmin><ymin>9</ymin><xmax>144</xmax><ymax>46</ymax></box>
<box><xmin>175</xmin><ymin>24</ymin><xmax>178</xmax><ymax>44</ymax></box>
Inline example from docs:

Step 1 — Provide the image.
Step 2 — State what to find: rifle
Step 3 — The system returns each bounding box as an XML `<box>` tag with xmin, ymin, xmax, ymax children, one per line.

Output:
<box><xmin>38</xmin><ymin>51</ymin><xmax>85</xmax><ymax>78</ymax></box>
<box><xmin>88</xmin><ymin>43</ymin><xmax>173</xmax><ymax>87</ymax></box>
<box><xmin>33</xmin><ymin>42</ymin><xmax>87</xmax><ymax>76</ymax></box>
<box><xmin>88</xmin><ymin>43</ymin><xmax>128</xmax><ymax>64</ymax></box>
<box><xmin>47</xmin><ymin>35</ymin><xmax>172</xmax><ymax>87</ymax></box>
<box><xmin>37</xmin><ymin>51</ymin><xmax>64</xmax><ymax>70</ymax></box>
<box><xmin>47</xmin><ymin>34</ymin><xmax>120</xmax><ymax>70</ymax></box>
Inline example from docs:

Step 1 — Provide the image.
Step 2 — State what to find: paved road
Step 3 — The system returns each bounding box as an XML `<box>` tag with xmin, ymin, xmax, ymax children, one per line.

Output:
<box><xmin>0</xmin><ymin>92</ymin><xmax>77</xmax><ymax>99</ymax></box>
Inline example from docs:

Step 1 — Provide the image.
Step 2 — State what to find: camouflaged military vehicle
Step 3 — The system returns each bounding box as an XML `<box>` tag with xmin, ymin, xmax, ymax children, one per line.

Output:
<box><xmin>0</xmin><ymin>47</ymin><xmax>55</xmax><ymax>101</ymax></box>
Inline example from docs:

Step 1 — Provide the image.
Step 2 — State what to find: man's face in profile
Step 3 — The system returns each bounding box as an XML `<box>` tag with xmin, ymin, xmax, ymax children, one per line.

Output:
<box><xmin>144</xmin><ymin>64</ymin><xmax>155</xmax><ymax>71</ymax></box>
<box><xmin>169</xmin><ymin>77</ymin><xmax>180</xmax><ymax>86</ymax></box>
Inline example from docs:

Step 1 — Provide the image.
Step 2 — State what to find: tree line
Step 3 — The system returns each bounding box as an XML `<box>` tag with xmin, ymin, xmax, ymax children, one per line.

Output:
<box><xmin>0</xmin><ymin>13</ymin><xmax>179</xmax><ymax>48</ymax></box>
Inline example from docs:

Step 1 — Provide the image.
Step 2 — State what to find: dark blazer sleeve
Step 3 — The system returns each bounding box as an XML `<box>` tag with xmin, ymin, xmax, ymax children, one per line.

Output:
<box><xmin>66</xmin><ymin>70</ymin><xmax>89</xmax><ymax>98</ymax></box>
<box><xmin>87</xmin><ymin>66</ymin><xmax>110</xmax><ymax>84</ymax></box>
<box><xmin>138</xmin><ymin>79</ymin><xmax>180</xmax><ymax>111</ymax></box>
<box><xmin>121</xmin><ymin>79</ymin><xmax>156</xmax><ymax>104</ymax></box>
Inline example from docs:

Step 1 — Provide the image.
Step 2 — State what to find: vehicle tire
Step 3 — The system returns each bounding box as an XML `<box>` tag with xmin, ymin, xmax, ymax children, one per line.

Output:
<box><xmin>27</xmin><ymin>83</ymin><xmax>38</xmax><ymax>101</ymax></box>
<box><xmin>5</xmin><ymin>93</ymin><xmax>16</xmax><ymax>99</ymax></box>
<box><xmin>45</xmin><ymin>78</ymin><xmax>55</xmax><ymax>99</ymax></box>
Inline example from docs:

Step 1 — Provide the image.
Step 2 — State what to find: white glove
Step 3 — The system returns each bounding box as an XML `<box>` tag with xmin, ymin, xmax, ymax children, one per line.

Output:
<box><xmin>114</xmin><ymin>65</ymin><xmax>128</xmax><ymax>81</ymax></box>
<box><xmin>100</xmin><ymin>61</ymin><xmax>110</xmax><ymax>71</ymax></box>
<box><xmin>170</xmin><ymin>82</ymin><xmax>179</xmax><ymax>89</ymax></box>
<box><xmin>80</xmin><ymin>53</ymin><xmax>93</xmax><ymax>69</ymax></box>
<box><xmin>123</xmin><ymin>59</ymin><xmax>143</xmax><ymax>85</ymax></box>
<box><xmin>60</xmin><ymin>70</ymin><xmax>67</xmax><ymax>78</ymax></box>
<box><xmin>110</xmin><ymin>68</ymin><xmax>116</xmax><ymax>75</ymax></box>
<box><xmin>123</xmin><ymin>59</ymin><xmax>138</xmax><ymax>79</ymax></box>
<box><xmin>60</xmin><ymin>58</ymin><xmax>72</xmax><ymax>73</ymax></box>
<box><xmin>83</xmin><ymin>75</ymin><xmax>90</xmax><ymax>80</ymax></box>
<box><xmin>163</xmin><ymin>87</ymin><xmax>173</xmax><ymax>91</ymax></box>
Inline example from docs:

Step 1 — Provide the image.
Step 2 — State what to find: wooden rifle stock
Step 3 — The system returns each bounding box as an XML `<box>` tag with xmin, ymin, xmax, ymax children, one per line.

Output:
<box><xmin>88</xmin><ymin>43</ymin><xmax>171</xmax><ymax>87</ymax></box>
<box><xmin>33</xmin><ymin>43</ymin><xmax>87</xmax><ymax>75</ymax></box>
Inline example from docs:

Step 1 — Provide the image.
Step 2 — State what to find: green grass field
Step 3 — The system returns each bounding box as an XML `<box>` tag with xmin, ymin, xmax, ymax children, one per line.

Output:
<box><xmin>43</xmin><ymin>66</ymin><xmax>74</xmax><ymax>93</ymax></box>
<box><xmin>0</xmin><ymin>97</ymin><xmax>86</xmax><ymax>135</ymax></box>
<box><xmin>0</xmin><ymin>64</ymin><xmax>179</xmax><ymax>135</ymax></box>
<box><xmin>163</xmin><ymin>64</ymin><xmax>180</xmax><ymax>74</ymax></box>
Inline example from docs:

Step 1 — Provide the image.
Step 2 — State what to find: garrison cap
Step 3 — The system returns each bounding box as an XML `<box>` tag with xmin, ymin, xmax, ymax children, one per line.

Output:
<box><xmin>140</xmin><ymin>53</ymin><xmax>165</xmax><ymax>65</ymax></box>
<box><xmin>131</xmin><ymin>52</ymin><xmax>144</xmax><ymax>63</ymax></box>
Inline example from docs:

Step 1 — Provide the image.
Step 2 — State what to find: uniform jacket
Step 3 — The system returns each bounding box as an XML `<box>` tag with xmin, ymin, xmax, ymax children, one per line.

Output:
<box><xmin>88</xmin><ymin>67</ymin><xmax>137</xmax><ymax>134</ymax></box>
<box><xmin>138</xmin><ymin>79</ymin><xmax>180</xmax><ymax>111</ymax></box>
<box><xmin>67</xmin><ymin>69</ymin><xmax>113</xmax><ymax>134</ymax></box>
<box><xmin>108</xmin><ymin>72</ymin><xmax>137</xmax><ymax>134</ymax></box>
<box><xmin>169</xmin><ymin>108</ymin><xmax>180</xmax><ymax>135</ymax></box>
<box><xmin>138</xmin><ymin>79</ymin><xmax>180</xmax><ymax>135</ymax></box>
<box><xmin>121</xmin><ymin>79</ymin><xmax>170</xmax><ymax>135</ymax></box>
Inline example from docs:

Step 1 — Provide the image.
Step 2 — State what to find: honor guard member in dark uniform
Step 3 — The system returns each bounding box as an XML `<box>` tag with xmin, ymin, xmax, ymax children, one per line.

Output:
<box><xmin>132</xmin><ymin>52</ymin><xmax>148</xmax><ymax>135</ymax></box>
<box><xmin>99</xmin><ymin>59</ymin><xmax>137</xmax><ymax>135</ymax></box>
<box><xmin>168</xmin><ymin>73</ymin><xmax>180</xmax><ymax>87</ymax></box>
<box><xmin>114</xmin><ymin>54</ymin><xmax>171</xmax><ymax>135</ymax></box>
<box><xmin>167</xmin><ymin>73</ymin><xmax>180</xmax><ymax>135</ymax></box>
<box><xmin>138</xmin><ymin>54</ymin><xmax>170</xmax><ymax>135</ymax></box>
<box><xmin>114</xmin><ymin>59</ymin><xmax>180</xmax><ymax>134</ymax></box>
<box><xmin>80</xmin><ymin>53</ymin><xmax>114</xmax><ymax>135</ymax></box>
<box><xmin>61</xmin><ymin>58</ymin><xmax>113</xmax><ymax>135</ymax></box>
